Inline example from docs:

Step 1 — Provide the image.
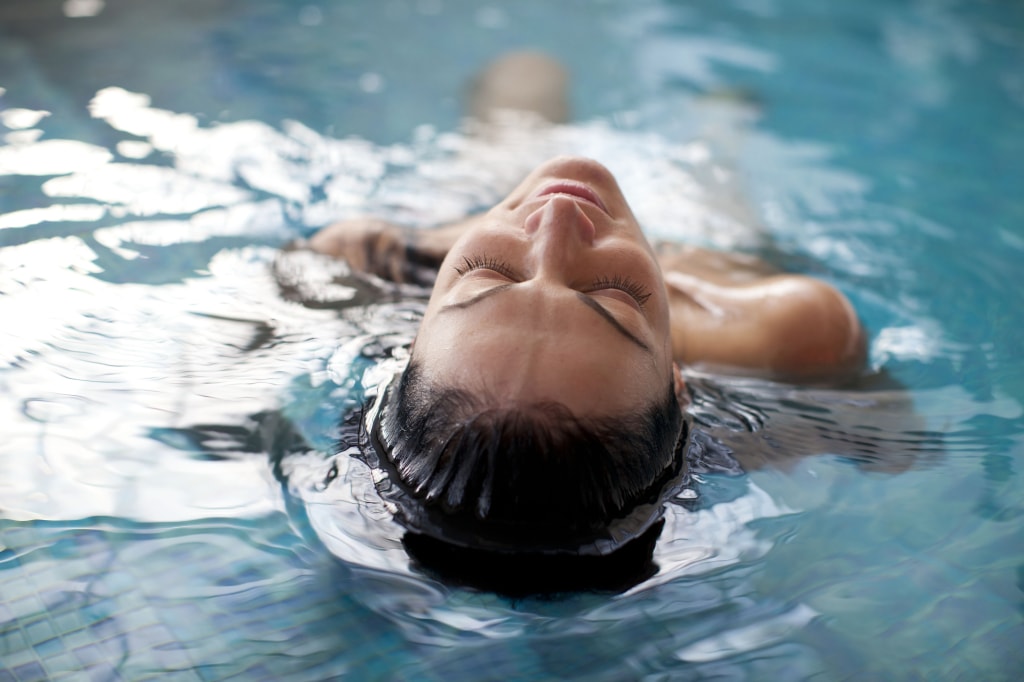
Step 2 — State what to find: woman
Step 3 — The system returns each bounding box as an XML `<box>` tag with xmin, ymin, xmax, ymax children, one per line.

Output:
<box><xmin>305</xmin><ymin>154</ymin><xmax>866</xmax><ymax>557</ymax></box>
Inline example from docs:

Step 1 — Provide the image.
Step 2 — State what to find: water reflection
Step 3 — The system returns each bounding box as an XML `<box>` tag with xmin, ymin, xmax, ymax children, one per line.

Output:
<box><xmin>2</xmin><ymin>31</ymin><xmax>1021</xmax><ymax>675</ymax></box>
<box><xmin>0</xmin><ymin>80</ymin><xmax>946</xmax><ymax>558</ymax></box>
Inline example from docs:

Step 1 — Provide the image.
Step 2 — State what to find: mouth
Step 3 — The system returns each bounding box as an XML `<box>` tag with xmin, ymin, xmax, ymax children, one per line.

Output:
<box><xmin>533</xmin><ymin>181</ymin><xmax>609</xmax><ymax>215</ymax></box>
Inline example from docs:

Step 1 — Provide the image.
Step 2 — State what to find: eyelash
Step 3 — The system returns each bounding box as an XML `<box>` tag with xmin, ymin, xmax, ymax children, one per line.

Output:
<box><xmin>590</xmin><ymin>275</ymin><xmax>653</xmax><ymax>308</ymax></box>
<box><xmin>454</xmin><ymin>255</ymin><xmax>518</xmax><ymax>279</ymax></box>
<box><xmin>454</xmin><ymin>255</ymin><xmax>652</xmax><ymax>309</ymax></box>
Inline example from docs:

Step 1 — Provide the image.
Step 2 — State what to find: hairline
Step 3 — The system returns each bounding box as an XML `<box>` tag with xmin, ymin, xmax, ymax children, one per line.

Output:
<box><xmin>388</xmin><ymin>360</ymin><xmax>681</xmax><ymax>451</ymax></box>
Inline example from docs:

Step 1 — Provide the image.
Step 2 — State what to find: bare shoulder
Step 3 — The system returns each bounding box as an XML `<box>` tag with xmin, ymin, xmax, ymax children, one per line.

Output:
<box><xmin>663</xmin><ymin>250</ymin><xmax>866</xmax><ymax>382</ymax></box>
<box><xmin>655</xmin><ymin>242</ymin><xmax>780</xmax><ymax>284</ymax></box>
<box><xmin>755</xmin><ymin>274</ymin><xmax>866</xmax><ymax>379</ymax></box>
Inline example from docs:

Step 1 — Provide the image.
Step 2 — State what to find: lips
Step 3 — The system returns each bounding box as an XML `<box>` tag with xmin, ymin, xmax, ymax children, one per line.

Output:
<box><xmin>533</xmin><ymin>181</ymin><xmax>609</xmax><ymax>215</ymax></box>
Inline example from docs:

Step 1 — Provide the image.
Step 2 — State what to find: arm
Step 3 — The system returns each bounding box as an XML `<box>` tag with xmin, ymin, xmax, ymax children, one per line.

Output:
<box><xmin>306</xmin><ymin>215</ymin><xmax>481</xmax><ymax>286</ymax></box>
<box><xmin>309</xmin><ymin>222</ymin><xmax>866</xmax><ymax>381</ymax></box>
<box><xmin>660</xmin><ymin>246</ymin><xmax>866</xmax><ymax>382</ymax></box>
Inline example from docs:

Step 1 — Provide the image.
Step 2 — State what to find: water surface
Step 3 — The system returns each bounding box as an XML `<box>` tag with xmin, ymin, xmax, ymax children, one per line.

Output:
<box><xmin>2</xmin><ymin>0</ymin><xmax>1023</xmax><ymax>679</ymax></box>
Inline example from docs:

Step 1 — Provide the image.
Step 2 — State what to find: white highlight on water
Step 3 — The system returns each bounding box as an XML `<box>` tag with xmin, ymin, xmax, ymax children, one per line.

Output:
<box><xmin>675</xmin><ymin>603</ymin><xmax>819</xmax><ymax>663</ymax></box>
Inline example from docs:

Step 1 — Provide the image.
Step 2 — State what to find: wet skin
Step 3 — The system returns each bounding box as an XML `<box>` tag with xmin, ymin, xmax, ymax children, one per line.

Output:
<box><xmin>309</xmin><ymin>155</ymin><xmax>866</xmax><ymax>398</ymax></box>
<box><xmin>413</xmin><ymin>156</ymin><xmax>685</xmax><ymax>417</ymax></box>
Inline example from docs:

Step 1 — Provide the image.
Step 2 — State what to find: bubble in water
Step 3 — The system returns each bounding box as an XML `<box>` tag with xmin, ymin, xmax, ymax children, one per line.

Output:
<box><xmin>359</xmin><ymin>72</ymin><xmax>385</xmax><ymax>94</ymax></box>
<box><xmin>63</xmin><ymin>0</ymin><xmax>104</xmax><ymax>18</ymax></box>
<box><xmin>476</xmin><ymin>6</ymin><xmax>507</xmax><ymax>29</ymax></box>
<box><xmin>298</xmin><ymin>5</ymin><xmax>323</xmax><ymax>27</ymax></box>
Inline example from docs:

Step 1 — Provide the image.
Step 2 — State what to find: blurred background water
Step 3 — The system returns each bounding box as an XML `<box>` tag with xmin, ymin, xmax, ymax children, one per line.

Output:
<box><xmin>1</xmin><ymin>0</ymin><xmax>1022</xmax><ymax>679</ymax></box>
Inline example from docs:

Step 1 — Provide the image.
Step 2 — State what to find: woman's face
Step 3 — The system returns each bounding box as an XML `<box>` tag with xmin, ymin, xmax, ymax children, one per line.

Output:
<box><xmin>413</xmin><ymin>156</ymin><xmax>680</xmax><ymax>416</ymax></box>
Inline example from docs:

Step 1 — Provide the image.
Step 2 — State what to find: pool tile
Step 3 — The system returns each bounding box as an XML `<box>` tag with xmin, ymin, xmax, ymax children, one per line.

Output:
<box><xmin>11</xmin><ymin>662</ymin><xmax>45</xmax><ymax>682</ymax></box>
<box><xmin>31</xmin><ymin>635</ymin><xmax>62</xmax><ymax>658</ymax></box>
<box><xmin>0</xmin><ymin>642</ymin><xmax>35</xmax><ymax>671</ymax></box>
<box><xmin>72</xmin><ymin>643</ymin><xmax>104</xmax><ymax>668</ymax></box>
<box><xmin>50</xmin><ymin>610</ymin><xmax>85</xmax><ymax>637</ymax></box>
<box><xmin>0</xmin><ymin>626</ymin><xmax>30</xmax><ymax>658</ymax></box>
<box><xmin>22</xmin><ymin>619</ymin><xmax>55</xmax><ymax>647</ymax></box>
<box><xmin>32</xmin><ymin>653</ymin><xmax>78</xmax><ymax>679</ymax></box>
<box><xmin>3</xmin><ymin>592</ymin><xmax>45</xmax><ymax>622</ymax></box>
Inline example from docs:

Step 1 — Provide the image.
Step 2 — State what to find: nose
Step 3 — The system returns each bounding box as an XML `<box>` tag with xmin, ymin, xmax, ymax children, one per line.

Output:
<box><xmin>524</xmin><ymin>196</ymin><xmax>595</xmax><ymax>276</ymax></box>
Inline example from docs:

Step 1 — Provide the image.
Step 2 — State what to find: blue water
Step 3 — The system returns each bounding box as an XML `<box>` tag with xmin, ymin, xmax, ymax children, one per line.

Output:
<box><xmin>2</xmin><ymin>0</ymin><xmax>1023</xmax><ymax>679</ymax></box>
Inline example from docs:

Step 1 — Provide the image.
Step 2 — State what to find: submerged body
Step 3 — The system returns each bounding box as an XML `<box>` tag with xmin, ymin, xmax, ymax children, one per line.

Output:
<box><xmin>301</xmin><ymin>53</ymin><xmax>867</xmax><ymax>558</ymax></box>
<box><xmin>310</xmin><ymin>155</ymin><xmax>866</xmax><ymax>389</ymax></box>
<box><xmin>304</xmin><ymin>155</ymin><xmax>866</xmax><ymax>557</ymax></box>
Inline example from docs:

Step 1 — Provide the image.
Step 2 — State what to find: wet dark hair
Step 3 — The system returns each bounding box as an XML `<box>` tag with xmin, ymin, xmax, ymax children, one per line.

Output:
<box><xmin>372</xmin><ymin>362</ymin><xmax>687</xmax><ymax>554</ymax></box>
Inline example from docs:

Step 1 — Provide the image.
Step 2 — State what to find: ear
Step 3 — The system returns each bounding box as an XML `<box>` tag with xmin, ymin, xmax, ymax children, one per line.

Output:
<box><xmin>672</xmin><ymin>362</ymin><xmax>688</xmax><ymax>404</ymax></box>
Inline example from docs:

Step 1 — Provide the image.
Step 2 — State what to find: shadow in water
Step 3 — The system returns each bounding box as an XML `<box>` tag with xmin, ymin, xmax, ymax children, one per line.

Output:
<box><xmin>150</xmin><ymin>260</ymin><xmax>954</xmax><ymax>596</ymax></box>
<box><xmin>686</xmin><ymin>370</ymin><xmax>947</xmax><ymax>475</ymax></box>
<box><xmin>159</xmin><ymin>365</ymin><xmax>952</xmax><ymax>597</ymax></box>
<box><xmin>403</xmin><ymin>520</ymin><xmax>664</xmax><ymax>598</ymax></box>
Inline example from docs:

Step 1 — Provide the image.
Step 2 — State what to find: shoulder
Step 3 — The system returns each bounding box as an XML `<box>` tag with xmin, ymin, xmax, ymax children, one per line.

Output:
<box><xmin>666</xmin><ymin>264</ymin><xmax>866</xmax><ymax>382</ymax></box>
<box><xmin>756</xmin><ymin>275</ymin><xmax>866</xmax><ymax>379</ymax></box>
<box><xmin>656</xmin><ymin>243</ymin><xmax>781</xmax><ymax>284</ymax></box>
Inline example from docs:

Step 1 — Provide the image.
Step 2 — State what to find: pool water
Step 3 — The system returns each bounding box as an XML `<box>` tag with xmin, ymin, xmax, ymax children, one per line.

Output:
<box><xmin>2</xmin><ymin>0</ymin><xmax>1023</xmax><ymax>679</ymax></box>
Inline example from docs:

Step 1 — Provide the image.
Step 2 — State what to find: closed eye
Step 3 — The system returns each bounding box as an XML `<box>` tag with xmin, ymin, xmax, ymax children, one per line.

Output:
<box><xmin>453</xmin><ymin>255</ymin><xmax>519</xmax><ymax>280</ymax></box>
<box><xmin>587</xmin><ymin>275</ymin><xmax>652</xmax><ymax>309</ymax></box>
<box><xmin>455</xmin><ymin>254</ymin><xmax>652</xmax><ymax>310</ymax></box>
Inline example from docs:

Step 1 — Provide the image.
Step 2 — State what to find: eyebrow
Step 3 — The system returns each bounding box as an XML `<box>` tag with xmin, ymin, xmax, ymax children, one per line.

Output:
<box><xmin>574</xmin><ymin>292</ymin><xmax>651</xmax><ymax>353</ymax></box>
<box><xmin>440</xmin><ymin>284</ymin><xmax>651</xmax><ymax>353</ymax></box>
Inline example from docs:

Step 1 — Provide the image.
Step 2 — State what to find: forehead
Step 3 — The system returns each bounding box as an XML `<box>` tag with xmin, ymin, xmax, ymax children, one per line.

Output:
<box><xmin>415</xmin><ymin>284</ymin><xmax>667</xmax><ymax>415</ymax></box>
